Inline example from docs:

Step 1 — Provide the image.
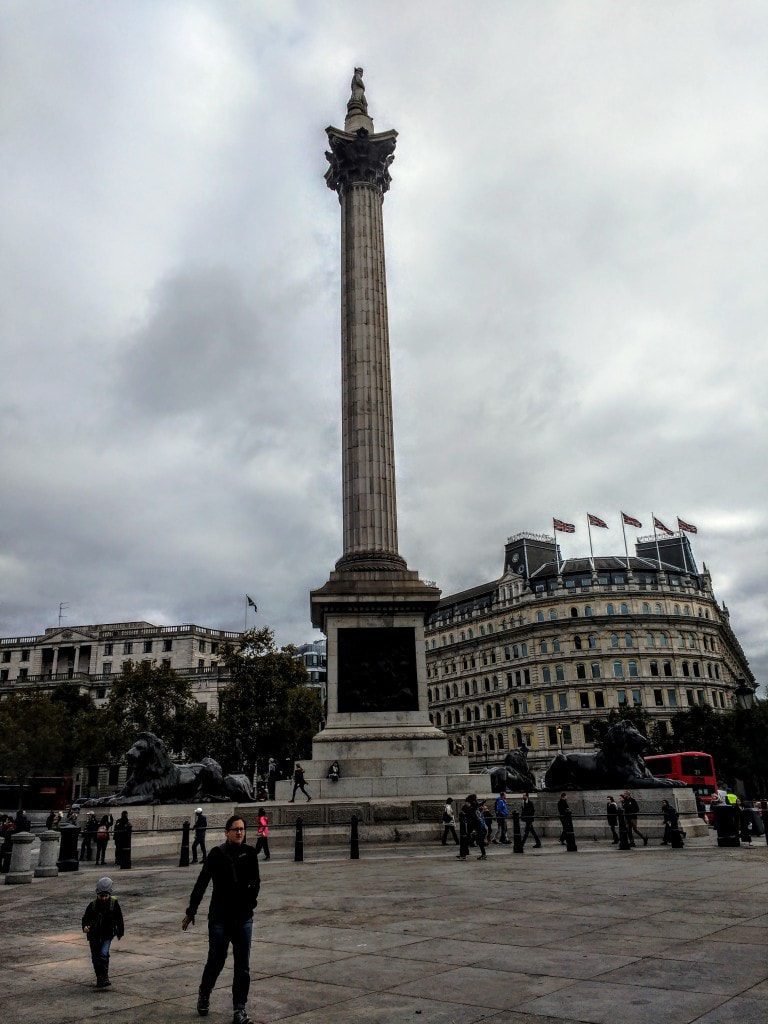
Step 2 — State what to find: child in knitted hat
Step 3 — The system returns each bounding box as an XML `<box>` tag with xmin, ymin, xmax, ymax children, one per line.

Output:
<box><xmin>82</xmin><ymin>877</ymin><xmax>125</xmax><ymax>988</ymax></box>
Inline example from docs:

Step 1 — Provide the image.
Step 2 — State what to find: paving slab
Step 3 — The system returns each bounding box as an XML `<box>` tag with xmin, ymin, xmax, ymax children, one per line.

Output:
<box><xmin>517</xmin><ymin>978</ymin><xmax>727</xmax><ymax>1024</ymax></box>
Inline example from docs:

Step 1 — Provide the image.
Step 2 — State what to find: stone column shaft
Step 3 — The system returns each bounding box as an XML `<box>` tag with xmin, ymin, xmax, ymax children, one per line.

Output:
<box><xmin>341</xmin><ymin>182</ymin><xmax>399</xmax><ymax>558</ymax></box>
<box><xmin>35</xmin><ymin>830</ymin><xmax>59</xmax><ymax>877</ymax></box>
<box><xmin>5</xmin><ymin>831</ymin><xmax>34</xmax><ymax>885</ymax></box>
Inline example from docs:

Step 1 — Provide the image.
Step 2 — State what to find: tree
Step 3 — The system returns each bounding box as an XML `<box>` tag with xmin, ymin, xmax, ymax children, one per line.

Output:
<box><xmin>587</xmin><ymin>704</ymin><xmax>662</xmax><ymax>747</ymax></box>
<box><xmin>214</xmin><ymin>628</ymin><xmax>322</xmax><ymax>776</ymax></box>
<box><xmin>0</xmin><ymin>692</ymin><xmax>67</xmax><ymax>805</ymax></box>
<box><xmin>103</xmin><ymin>660</ymin><xmax>215</xmax><ymax>759</ymax></box>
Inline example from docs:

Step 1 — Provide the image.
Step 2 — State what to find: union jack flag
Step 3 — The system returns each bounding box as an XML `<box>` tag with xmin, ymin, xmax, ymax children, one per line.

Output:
<box><xmin>587</xmin><ymin>514</ymin><xmax>608</xmax><ymax>528</ymax></box>
<box><xmin>553</xmin><ymin>519</ymin><xmax>575</xmax><ymax>533</ymax></box>
<box><xmin>653</xmin><ymin>516</ymin><xmax>673</xmax><ymax>536</ymax></box>
<box><xmin>677</xmin><ymin>517</ymin><xmax>698</xmax><ymax>534</ymax></box>
<box><xmin>621</xmin><ymin>512</ymin><xmax>642</xmax><ymax>528</ymax></box>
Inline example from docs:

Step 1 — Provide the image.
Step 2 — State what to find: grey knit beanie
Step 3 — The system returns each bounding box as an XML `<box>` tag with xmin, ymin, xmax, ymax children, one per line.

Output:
<box><xmin>96</xmin><ymin>876</ymin><xmax>113</xmax><ymax>895</ymax></box>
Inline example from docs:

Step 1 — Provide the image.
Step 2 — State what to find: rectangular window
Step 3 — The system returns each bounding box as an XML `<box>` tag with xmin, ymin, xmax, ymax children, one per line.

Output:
<box><xmin>686</xmin><ymin>689</ymin><xmax>694</xmax><ymax>706</ymax></box>
<box><xmin>143</xmin><ymin>640</ymin><xmax>153</xmax><ymax>653</ymax></box>
<box><xmin>19</xmin><ymin>667</ymin><xmax>28</xmax><ymax>679</ymax></box>
<box><xmin>0</xmin><ymin>669</ymin><xmax>8</xmax><ymax>681</ymax></box>
<box><xmin>211</xmin><ymin>642</ymin><xmax>219</xmax><ymax>655</ymax></box>
<box><xmin>555</xmin><ymin>665</ymin><xmax>565</xmax><ymax>681</ymax></box>
<box><xmin>524</xmin><ymin>669</ymin><xmax>530</xmax><ymax>685</ymax></box>
<box><xmin>542</xmin><ymin>667</ymin><xmax>551</xmax><ymax>683</ymax></box>
<box><xmin>697</xmin><ymin>689</ymin><xmax>705</xmax><ymax>705</ymax></box>
<box><xmin>521</xmin><ymin>643</ymin><xmax>528</xmax><ymax>656</ymax></box>
<box><xmin>632</xmin><ymin>689</ymin><xmax>642</xmax><ymax>706</ymax></box>
<box><xmin>617</xmin><ymin>689</ymin><xmax>627</xmax><ymax>705</ymax></box>
<box><xmin>667</xmin><ymin>688</ymin><xmax>678</xmax><ymax>707</ymax></box>
<box><xmin>104</xmin><ymin>643</ymin><xmax>113</xmax><ymax>656</ymax></box>
<box><xmin>162</xmin><ymin>658</ymin><xmax>171</xmax><ymax>669</ymax></box>
<box><xmin>579</xmin><ymin>691</ymin><xmax>590</xmax><ymax>709</ymax></box>
<box><xmin>561</xmin><ymin>725</ymin><xmax>572</xmax><ymax>744</ymax></box>
<box><xmin>163</xmin><ymin>638</ymin><xmax>172</xmax><ymax>652</ymax></box>
<box><xmin>613</xmin><ymin>662</ymin><xmax>624</xmax><ymax>678</ymax></box>
<box><xmin>123</xmin><ymin>642</ymin><xmax>133</xmax><ymax>655</ymax></box>
<box><xmin>576</xmin><ymin>664</ymin><xmax>586</xmax><ymax>680</ymax></box>
<box><xmin>548</xmin><ymin>726</ymin><xmax>558</xmax><ymax>745</ymax></box>
<box><xmin>650</xmin><ymin>661</ymin><xmax>659</xmax><ymax>676</ymax></box>
<box><xmin>504</xmin><ymin>646</ymin><xmax>511</xmax><ymax>660</ymax></box>
<box><xmin>103</xmin><ymin>662</ymin><xmax>112</xmax><ymax>675</ymax></box>
<box><xmin>558</xmin><ymin>692</ymin><xmax>568</xmax><ymax>711</ymax></box>
<box><xmin>654</xmin><ymin>688</ymin><xmax>664</xmax><ymax>707</ymax></box>
<box><xmin>20</xmin><ymin>650</ymin><xmax>29</xmax><ymax>662</ymax></box>
<box><xmin>1</xmin><ymin>652</ymin><xmax>10</xmax><ymax>663</ymax></box>
<box><xmin>198</xmin><ymin>640</ymin><xmax>207</xmax><ymax>653</ymax></box>
<box><xmin>591</xmin><ymin>663</ymin><xmax>601</xmax><ymax>679</ymax></box>
<box><xmin>512</xmin><ymin>644</ymin><xmax>519</xmax><ymax>658</ymax></box>
<box><xmin>594</xmin><ymin>691</ymin><xmax>605</xmax><ymax>709</ymax></box>
<box><xmin>198</xmin><ymin>659</ymin><xmax>205</xmax><ymax>671</ymax></box>
<box><xmin>545</xmin><ymin>694</ymin><xmax>555</xmax><ymax>712</ymax></box>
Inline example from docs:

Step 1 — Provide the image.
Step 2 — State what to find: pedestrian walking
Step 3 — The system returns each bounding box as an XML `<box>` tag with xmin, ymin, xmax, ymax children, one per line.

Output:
<box><xmin>289</xmin><ymin>764</ymin><xmax>311</xmax><ymax>803</ymax></box>
<box><xmin>661</xmin><ymin>799</ymin><xmax>680</xmax><ymax>845</ymax></box>
<box><xmin>46</xmin><ymin>809</ymin><xmax>61</xmax><ymax>830</ymax></box>
<box><xmin>557</xmin><ymin>793</ymin><xmax>570</xmax><ymax>845</ymax></box>
<box><xmin>441</xmin><ymin>797</ymin><xmax>459</xmax><ymax>845</ymax></box>
<box><xmin>606</xmin><ymin>796</ymin><xmax>620</xmax><ymax>843</ymax></box>
<box><xmin>82</xmin><ymin>876</ymin><xmax>124</xmax><ymax>989</ymax></box>
<box><xmin>114</xmin><ymin>810</ymin><xmax>132</xmax><ymax>867</ymax></box>
<box><xmin>621</xmin><ymin>791</ymin><xmax>648</xmax><ymax>846</ymax></box>
<box><xmin>459</xmin><ymin>794</ymin><xmax>488</xmax><ymax>860</ymax></box>
<box><xmin>80</xmin><ymin>812</ymin><xmax>98</xmax><ymax>861</ymax></box>
<box><xmin>254</xmin><ymin>808</ymin><xmax>271</xmax><ymax>860</ymax></box>
<box><xmin>192</xmin><ymin>808</ymin><xmax>208</xmax><ymax>864</ymax></box>
<box><xmin>520</xmin><ymin>793</ymin><xmax>542</xmax><ymax>848</ymax></box>
<box><xmin>14</xmin><ymin>808</ymin><xmax>31</xmax><ymax>833</ymax></box>
<box><xmin>182</xmin><ymin>814</ymin><xmax>260</xmax><ymax>1024</ymax></box>
<box><xmin>266</xmin><ymin>758</ymin><xmax>277</xmax><ymax>801</ymax></box>
<box><xmin>494</xmin><ymin>791</ymin><xmax>510</xmax><ymax>844</ymax></box>
<box><xmin>0</xmin><ymin>814</ymin><xmax>16</xmax><ymax>872</ymax></box>
<box><xmin>95</xmin><ymin>815</ymin><xmax>112</xmax><ymax>866</ymax></box>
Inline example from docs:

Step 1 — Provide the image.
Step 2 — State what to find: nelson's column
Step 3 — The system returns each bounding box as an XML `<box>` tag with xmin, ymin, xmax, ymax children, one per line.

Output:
<box><xmin>279</xmin><ymin>70</ymin><xmax>483</xmax><ymax>801</ymax></box>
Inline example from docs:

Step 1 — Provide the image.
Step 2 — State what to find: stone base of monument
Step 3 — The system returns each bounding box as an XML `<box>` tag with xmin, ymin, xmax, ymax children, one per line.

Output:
<box><xmin>532</xmin><ymin>788</ymin><xmax>708</xmax><ymax>841</ymax></box>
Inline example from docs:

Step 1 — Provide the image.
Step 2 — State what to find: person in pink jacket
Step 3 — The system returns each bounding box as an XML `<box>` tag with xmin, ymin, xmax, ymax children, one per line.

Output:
<box><xmin>254</xmin><ymin>808</ymin><xmax>270</xmax><ymax>861</ymax></box>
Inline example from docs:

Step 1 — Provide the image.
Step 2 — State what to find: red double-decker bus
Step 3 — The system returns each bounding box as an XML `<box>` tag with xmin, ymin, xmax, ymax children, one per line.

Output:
<box><xmin>644</xmin><ymin>751</ymin><xmax>717</xmax><ymax>812</ymax></box>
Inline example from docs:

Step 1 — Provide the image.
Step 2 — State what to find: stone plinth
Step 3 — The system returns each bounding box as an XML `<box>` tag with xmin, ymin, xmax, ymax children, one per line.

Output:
<box><xmin>527</xmin><ymin>788</ymin><xmax>707</xmax><ymax>840</ymax></box>
<box><xmin>5</xmin><ymin>831</ymin><xmax>34</xmax><ymax>884</ymax></box>
<box><xmin>34</xmin><ymin>830</ymin><xmax>60</xmax><ymax>877</ymax></box>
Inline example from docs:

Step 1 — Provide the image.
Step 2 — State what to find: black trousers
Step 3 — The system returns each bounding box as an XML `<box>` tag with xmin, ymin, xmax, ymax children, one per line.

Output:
<box><xmin>95</xmin><ymin>839</ymin><xmax>108</xmax><ymax>865</ymax></box>
<box><xmin>441</xmin><ymin>824</ymin><xmax>458</xmax><ymax>845</ymax></box>
<box><xmin>607</xmin><ymin>819</ymin><xmax>619</xmax><ymax>842</ymax></box>
<box><xmin>254</xmin><ymin>836</ymin><xmax>270</xmax><ymax>860</ymax></box>
<box><xmin>291</xmin><ymin>782</ymin><xmax>311</xmax><ymax>800</ymax></box>
<box><xmin>192</xmin><ymin>835</ymin><xmax>207</xmax><ymax>863</ymax></box>
<box><xmin>200</xmin><ymin>919</ymin><xmax>252</xmax><ymax>1011</ymax></box>
<box><xmin>521</xmin><ymin>820</ymin><xmax>541</xmax><ymax>846</ymax></box>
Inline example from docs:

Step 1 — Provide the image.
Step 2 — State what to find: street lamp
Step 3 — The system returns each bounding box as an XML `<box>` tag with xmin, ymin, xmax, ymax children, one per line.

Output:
<box><xmin>556</xmin><ymin>725</ymin><xmax>564</xmax><ymax>754</ymax></box>
<box><xmin>734</xmin><ymin>680</ymin><xmax>755</xmax><ymax>711</ymax></box>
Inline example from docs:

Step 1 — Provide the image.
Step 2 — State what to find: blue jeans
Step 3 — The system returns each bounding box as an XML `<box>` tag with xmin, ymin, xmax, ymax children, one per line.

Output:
<box><xmin>200</xmin><ymin>918</ymin><xmax>252</xmax><ymax>1010</ymax></box>
<box><xmin>89</xmin><ymin>936</ymin><xmax>112</xmax><ymax>979</ymax></box>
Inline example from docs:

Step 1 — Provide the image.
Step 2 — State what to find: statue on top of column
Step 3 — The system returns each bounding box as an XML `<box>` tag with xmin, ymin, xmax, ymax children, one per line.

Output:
<box><xmin>347</xmin><ymin>67</ymin><xmax>368</xmax><ymax>116</ymax></box>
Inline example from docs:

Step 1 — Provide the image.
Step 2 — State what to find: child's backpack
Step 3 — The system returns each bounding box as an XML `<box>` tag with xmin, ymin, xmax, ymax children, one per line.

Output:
<box><xmin>97</xmin><ymin>825</ymin><xmax>108</xmax><ymax>840</ymax></box>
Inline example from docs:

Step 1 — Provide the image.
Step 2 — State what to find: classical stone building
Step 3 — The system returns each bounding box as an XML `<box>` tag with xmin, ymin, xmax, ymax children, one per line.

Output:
<box><xmin>425</xmin><ymin>531</ymin><xmax>756</xmax><ymax>777</ymax></box>
<box><xmin>0</xmin><ymin>620</ymin><xmax>240</xmax><ymax>712</ymax></box>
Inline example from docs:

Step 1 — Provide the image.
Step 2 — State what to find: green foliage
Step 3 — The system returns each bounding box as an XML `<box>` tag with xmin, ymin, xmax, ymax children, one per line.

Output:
<box><xmin>213</xmin><ymin>627</ymin><xmax>322</xmax><ymax>775</ymax></box>
<box><xmin>103</xmin><ymin>660</ymin><xmax>215</xmax><ymax>759</ymax></box>
<box><xmin>588</xmin><ymin>704</ymin><xmax>662</xmax><ymax>747</ymax></box>
<box><xmin>0</xmin><ymin>692</ymin><xmax>67</xmax><ymax>787</ymax></box>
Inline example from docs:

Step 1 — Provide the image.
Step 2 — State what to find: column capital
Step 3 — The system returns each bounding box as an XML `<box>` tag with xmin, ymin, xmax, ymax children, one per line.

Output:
<box><xmin>325</xmin><ymin>126</ymin><xmax>397</xmax><ymax>196</ymax></box>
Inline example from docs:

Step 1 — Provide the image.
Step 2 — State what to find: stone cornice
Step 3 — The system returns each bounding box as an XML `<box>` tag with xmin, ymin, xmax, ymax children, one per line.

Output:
<box><xmin>324</xmin><ymin>126</ymin><xmax>397</xmax><ymax>196</ymax></box>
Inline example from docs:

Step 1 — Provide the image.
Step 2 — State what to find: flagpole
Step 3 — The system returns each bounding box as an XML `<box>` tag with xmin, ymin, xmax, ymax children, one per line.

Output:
<box><xmin>552</xmin><ymin>519</ymin><xmax>561</xmax><ymax>574</ymax></box>
<box><xmin>620</xmin><ymin>513</ymin><xmax>630</xmax><ymax>571</ymax></box>
<box><xmin>587</xmin><ymin>515</ymin><xmax>595</xmax><ymax>572</ymax></box>
<box><xmin>678</xmin><ymin>522</ymin><xmax>692</xmax><ymax>576</ymax></box>
<box><xmin>652</xmin><ymin>515</ymin><xmax>662</xmax><ymax>569</ymax></box>
<box><xmin>244</xmin><ymin>596</ymin><xmax>248</xmax><ymax>632</ymax></box>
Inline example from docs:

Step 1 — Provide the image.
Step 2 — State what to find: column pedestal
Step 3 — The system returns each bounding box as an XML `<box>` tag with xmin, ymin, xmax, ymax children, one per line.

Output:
<box><xmin>5</xmin><ymin>832</ymin><xmax>35</xmax><ymax>885</ymax></box>
<box><xmin>35</xmin><ymin>830</ymin><xmax>60</xmax><ymax>878</ymax></box>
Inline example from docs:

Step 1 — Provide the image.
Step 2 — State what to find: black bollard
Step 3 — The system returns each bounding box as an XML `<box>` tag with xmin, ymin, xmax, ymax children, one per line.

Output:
<box><xmin>457</xmin><ymin>812</ymin><xmax>470</xmax><ymax>860</ymax></box>
<box><xmin>512</xmin><ymin>810</ymin><xmax>524</xmax><ymax>854</ymax></box>
<box><xmin>713</xmin><ymin>804</ymin><xmax>740</xmax><ymax>848</ymax></box>
<box><xmin>670</xmin><ymin>817</ymin><xmax>684</xmax><ymax>849</ymax></box>
<box><xmin>57</xmin><ymin>823</ymin><xmax>81</xmax><ymax>872</ymax></box>
<box><xmin>294</xmin><ymin>817</ymin><xmax>304</xmax><ymax>862</ymax></box>
<box><xmin>118</xmin><ymin>826</ymin><xmax>132</xmax><ymax>869</ymax></box>
<box><xmin>179</xmin><ymin>820</ymin><xmax>190</xmax><ymax>867</ymax></box>
<box><xmin>350</xmin><ymin>815</ymin><xmax>360</xmax><ymax>859</ymax></box>
<box><xmin>564</xmin><ymin>811</ymin><xmax>578</xmax><ymax>852</ymax></box>
<box><xmin>761</xmin><ymin>801</ymin><xmax>768</xmax><ymax>848</ymax></box>
<box><xmin>617</xmin><ymin>809</ymin><xmax>631</xmax><ymax>850</ymax></box>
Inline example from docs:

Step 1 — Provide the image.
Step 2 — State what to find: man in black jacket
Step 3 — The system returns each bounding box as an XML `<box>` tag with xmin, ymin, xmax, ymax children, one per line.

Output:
<box><xmin>182</xmin><ymin>814</ymin><xmax>260</xmax><ymax>1024</ymax></box>
<box><xmin>192</xmin><ymin>807</ymin><xmax>208</xmax><ymax>864</ymax></box>
<box><xmin>621</xmin><ymin>791</ymin><xmax>648</xmax><ymax>846</ymax></box>
<box><xmin>557</xmin><ymin>793</ymin><xmax>570</xmax><ymax>845</ymax></box>
<box><xmin>520</xmin><ymin>793</ymin><xmax>542</xmax><ymax>848</ymax></box>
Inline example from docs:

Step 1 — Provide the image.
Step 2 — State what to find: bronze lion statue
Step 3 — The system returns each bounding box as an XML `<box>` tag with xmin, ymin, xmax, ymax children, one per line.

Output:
<box><xmin>85</xmin><ymin>732</ymin><xmax>254</xmax><ymax>805</ymax></box>
<box><xmin>489</xmin><ymin>748</ymin><xmax>537</xmax><ymax>793</ymax></box>
<box><xmin>543</xmin><ymin>720</ymin><xmax>687</xmax><ymax>791</ymax></box>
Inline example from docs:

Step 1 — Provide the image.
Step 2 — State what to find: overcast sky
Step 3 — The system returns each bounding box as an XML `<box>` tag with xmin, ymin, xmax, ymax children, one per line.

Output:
<box><xmin>1</xmin><ymin>2</ymin><xmax>766</xmax><ymax>687</ymax></box>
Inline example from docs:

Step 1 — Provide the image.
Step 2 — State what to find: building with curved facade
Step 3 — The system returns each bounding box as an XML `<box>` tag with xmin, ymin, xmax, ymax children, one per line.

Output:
<box><xmin>425</xmin><ymin>531</ymin><xmax>756</xmax><ymax>777</ymax></box>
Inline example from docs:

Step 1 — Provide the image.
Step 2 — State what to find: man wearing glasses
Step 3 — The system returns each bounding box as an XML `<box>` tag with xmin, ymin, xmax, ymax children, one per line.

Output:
<box><xmin>182</xmin><ymin>814</ymin><xmax>260</xmax><ymax>1024</ymax></box>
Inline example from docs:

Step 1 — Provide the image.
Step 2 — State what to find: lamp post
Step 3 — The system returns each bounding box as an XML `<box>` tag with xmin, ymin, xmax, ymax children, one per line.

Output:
<box><xmin>556</xmin><ymin>725</ymin><xmax>564</xmax><ymax>755</ymax></box>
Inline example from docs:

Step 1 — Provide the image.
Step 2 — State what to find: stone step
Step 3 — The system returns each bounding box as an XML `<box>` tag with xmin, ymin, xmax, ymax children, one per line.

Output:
<box><xmin>310</xmin><ymin>737</ymin><xmax>452</xmax><ymax>760</ymax></box>
<box><xmin>276</xmin><ymin>773</ymin><xmax>485</xmax><ymax>801</ymax></box>
<box><xmin>298</xmin><ymin>756</ymin><xmax>472</xmax><ymax>780</ymax></box>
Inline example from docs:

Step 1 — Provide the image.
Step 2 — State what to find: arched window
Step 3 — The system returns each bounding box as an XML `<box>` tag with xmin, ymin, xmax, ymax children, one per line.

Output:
<box><xmin>536</xmin><ymin>611</ymin><xmax>545</xmax><ymax>622</ymax></box>
<box><xmin>473</xmin><ymin>706</ymin><xmax>480</xmax><ymax>721</ymax></box>
<box><xmin>476</xmin><ymin>735</ymin><xmax>483</xmax><ymax>751</ymax></box>
<box><xmin>585</xmin><ymin>605</ymin><xmax>593</xmax><ymax>617</ymax></box>
<box><xmin>571</xmin><ymin>607</ymin><xmax>579</xmax><ymax>617</ymax></box>
<box><xmin>449</xmin><ymin>633</ymin><xmax>454</xmax><ymax>644</ymax></box>
<box><xmin>625</xmin><ymin>633</ymin><xmax>633</xmax><ymax>648</ymax></box>
<box><xmin>611</xmin><ymin>633</ymin><xmax>620</xmax><ymax>648</ymax></box>
<box><xmin>435</xmin><ymin>712</ymin><xmax>442</xmax><ymax>726</ymax></box>
<box><xmin>574</xmin><ymin>635</ymin><xmax>583</xmax><ymax>650</ymax></box>
<box><xmin>707</xmin><ymin>663</ymin><xmax>713</xmax><ymax>679</ymax></box>
<box><xmin>642</xmin><ymin>602</ymin><xmax>651</xmax><ymax>614</ymax></box>
<box><xmin>445</xmin><ymin>710</ymin><xmax>452</xmax><ymax>725</ymax></box>
<box><xmin>591</xmin><ymin>663</ymin><xmax>601</xmax><ymax>678</ymax></box>
<box><xmin>540</xmin><ymin>640</ymin><xmax>548</xmax><ymax>654</ymax></box>
<box><xmin>460</xmin><ymin>631</ymin><xmax>465</xmax><ymax>641</ymax></box>
<box><xmin>467</xmin><ymin>629</ymin><xmax>473</xmax><ymax>639</ymax></box>
<box><xmin>683</xmin><ymin>605</ymin><xmax>691</xmax><ymax>616</ymax></box>
<box><xmin>628</xmin><ymin>660</ymin><xmax>638</xmax><ymax>678</ymax></box>
<box><xmin>472</xmin><ymin>680</ymin><xmax>478</xmax><ymax>695</ymax></box>
<box><xmin>682</xmin><ymin>661</ymin><xmax>690</xmax><ymax>677</ymax></box>
<box><xmin>427</xmin><ymin>688</ymin><xmax>431</xmax><ymax>703</ymax></box>
<box><xmin>607</xmin><ymin>603</ymin><xmax>615</xmax><ymax>615</ymax></box>
<box><xmin>620</xmin><ymin>603</ymin><xmax>629</xmax><ymax>614</ymax></box>
<box><xmin>553</xmin><ymin>639</ymin><xmax>561</xmax><ymax>653</ymax></box>
<box><xmin>467</xmin><ymin>736</ymin><xmax>474</xmax><ymax>753</ymax></box>
<box><xmin>484</xmin><ymin>677</ymin><xmax>490</xmax><ymax>692</ymax></box>
<box><xmin>576</xmin><ymin>664</ymin><xmax>586</xmax><ymax>680</ymax></box>
<box><xmin>463</xmin><ymin>681</ymin><xmax>469</xmax><ymax>695</ymax></box>
<box><xmin>515</xmin><ymin>727</ymin><xmax>524</xmax><ymax>747</ymax></box>
<box><xmin>497</xmin><ymin>733</ymin><xmax>505</xmax><ymax>749</ymax></box>
<box><xmin>673</xmin><ymin>604</ymin><xmax>680</xmax><ymax>615</ymax></box>
<box><xmin>693</xmin><ymin>661</ymin><xmax>701</xmax><ymax>678</ymax></box>
<box><xmin>588</xmin><ymin>634</ymin><xmax>597</xmax><ymax>649</ymax></box>
<box><xmin>495</xmin><ymin>703</ymin><xmax>502</xmax><ymax>718</ymax></box>
<box><xmin>452</xmin><ymin>683</ymin><xmax>458</xmax><ymax>697</ymax></box>
<box><xmin>660</xmin><ymin>633</ymin><xmax>670</xmax><ymax>648</ymax></box>
<box><xmin>429</xmin><ymin>713</ymin><xmax>434</xmax><ymax>723</ymax></box>
<box><xmin>556</xmin><ymin>665</ymin><xmax>565</xmax><ymax>681</ymax></box>
<box><xmin>655</xmin><ymin>602</ymin><xmax>663</xmax><ymax>614</ymax></box>
<box><xmin>492</xmin><ymin>675</ymin><xmax>498</xmax><ymax>688</ymax></box>
<box><xmin>488</xmin><ymin>734</ymin><xmax>495</xmax><ymax>751</ymax></box>
<box><xmin>646</xmin><ymin>633</ymin><xmax>655</xmax><ymax>648</ymax></box>
<box><xmin>549</xmin><ymin>609</ymin><xmax>557</xmax><ymax>620</ymax></box>
<box><xmin>486</xmin><ymin>704</ymin><xmax>493</xmax><ymax>719</ymax></box>
<box><xmin>663</xmin><ymin>661</ymin><xmax>672</xmax><ymax>677</ymax></box>
<box><xmin>513</xmin><ymin>698</ymin><xmax>520</xmax><ymax>715</ymax></box>
<box><xmin>613</xmin><ymin>661</ymin><xmax>624</xmax><ymax>678</ymax></box>
<box><xmin>480</xmin><ymin>625</ymin><xmax>485</xmax><ymax>636</ymax></box>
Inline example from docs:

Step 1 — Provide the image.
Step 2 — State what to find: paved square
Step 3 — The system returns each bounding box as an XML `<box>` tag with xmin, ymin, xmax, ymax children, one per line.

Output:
<box><xmin>1</xmin><ymin>840</ymin><xmax>766</xmax><ymax>1023</ymax></box>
